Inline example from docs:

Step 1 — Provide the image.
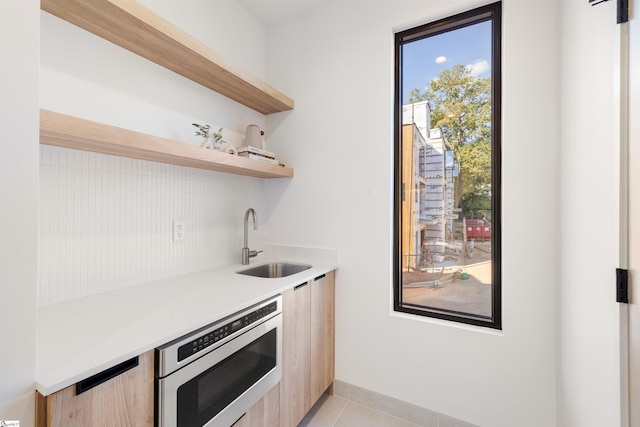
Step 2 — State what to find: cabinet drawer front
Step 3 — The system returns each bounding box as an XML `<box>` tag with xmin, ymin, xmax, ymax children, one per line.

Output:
<box><xmin>39</xmin><ymin>350</ymin><xmax>154</xmax><ymax>427</ymax></box>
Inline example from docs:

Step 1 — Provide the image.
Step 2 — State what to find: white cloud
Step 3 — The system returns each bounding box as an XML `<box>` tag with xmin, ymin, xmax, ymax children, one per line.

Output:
<box><xmin>466</xmin><ymin>59</ymin><xmax>490</xmax><ymax>76</ymax></box>
<box><xmin>435</xmin><ymin>56</ymin><xmax>447</xmax><ymax>64</ymax></box>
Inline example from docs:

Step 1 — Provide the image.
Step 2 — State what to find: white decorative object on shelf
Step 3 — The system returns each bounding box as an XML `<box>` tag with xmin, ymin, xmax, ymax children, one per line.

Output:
<box><xmin>193</xmin><ymin>123</ymin><xmax>237</xmax><ymax>153</ymax></box>
<box><xmin>224</xmin><ymin>145</ymin><xmax>238</xmax><ymax>155</ymax></box>
<box><xmin>243</xmin><ymin>124</ymin><xmax>264</xmax><ymax>149</ymax></box>
<box><xmin>211</xmin><ymin>140</ymin><xmax>224</xmax><ymax>151</ymax></box>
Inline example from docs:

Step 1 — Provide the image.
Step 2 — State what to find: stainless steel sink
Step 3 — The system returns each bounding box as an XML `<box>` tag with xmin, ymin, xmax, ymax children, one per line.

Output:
<box><xmin>236</xmin><ymin>262</ymin><xmax>312</xmax><ymax>278</ymax></box>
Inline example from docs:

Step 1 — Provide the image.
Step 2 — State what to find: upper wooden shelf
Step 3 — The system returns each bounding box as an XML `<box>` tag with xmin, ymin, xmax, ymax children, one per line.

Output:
<box><xmin>41</xmin><ymin>0</ymin><xmax>294</xmax><ymax>115</ymax></box>
<box><xmin>40</xmin><ymin>110</ymin><xmax>294</xmax><ymax>179</ymax></box>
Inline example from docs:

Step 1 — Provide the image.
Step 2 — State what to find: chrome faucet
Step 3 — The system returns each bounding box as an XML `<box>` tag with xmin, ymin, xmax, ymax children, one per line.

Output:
<box><xmin>242</xmin><ymin>208</ymin><xmax>261</xmax><ymax>265</ymax></box>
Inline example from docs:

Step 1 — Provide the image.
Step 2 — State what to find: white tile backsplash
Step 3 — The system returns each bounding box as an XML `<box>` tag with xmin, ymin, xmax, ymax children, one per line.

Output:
<box><xmin>39</xmin><ymin>145</ymin><xmax>263</xmax><ymax>306</ymax></box>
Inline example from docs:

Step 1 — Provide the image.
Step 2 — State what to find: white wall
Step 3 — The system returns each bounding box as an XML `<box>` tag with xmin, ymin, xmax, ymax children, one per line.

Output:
<box><xmin>39</xmin><ymin>0</ymin><xmax>271</xmax><ymax>305</ymax></box>
<box><xmin>558</xmin><ymin>0</ymin><xmax>623</xmax><ymax>425</ymax></box>
<box><xmin>264</xmin><ymin>0</ymin><xmax>559</xmax><ymax>426</ymax></box>
<box><xmin>0</xmin><ymin>0</ymin><xmax>39</xmax><ymax>424</ymax></box>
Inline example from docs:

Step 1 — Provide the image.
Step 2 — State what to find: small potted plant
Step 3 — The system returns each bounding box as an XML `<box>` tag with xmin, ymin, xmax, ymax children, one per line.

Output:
<box><xmin>193</xmin><ymin>123</ymin><xmax>227</xmax><ymax>151</ymax></box>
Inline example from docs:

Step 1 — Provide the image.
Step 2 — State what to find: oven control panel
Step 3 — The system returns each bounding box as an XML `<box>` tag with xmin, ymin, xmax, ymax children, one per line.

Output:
<box><xmin>177</xmin><ymin>300</ymin><xmax>278</xmax><ymax>362</ymax></box>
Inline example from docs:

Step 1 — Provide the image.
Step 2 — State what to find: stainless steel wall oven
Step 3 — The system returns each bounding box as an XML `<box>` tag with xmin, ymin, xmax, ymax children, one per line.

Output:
<box><xmin>155</xmin><ymin>295</ymin><xmax>282</xmax><ymax>427</ymax></box>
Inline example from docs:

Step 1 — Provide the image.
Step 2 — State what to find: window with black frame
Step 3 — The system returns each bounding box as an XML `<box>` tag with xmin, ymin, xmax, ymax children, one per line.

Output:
<box><xmin>394</xmin><ymin>2</ymin><xmax>501</xmax><ymax>329</ymax></box>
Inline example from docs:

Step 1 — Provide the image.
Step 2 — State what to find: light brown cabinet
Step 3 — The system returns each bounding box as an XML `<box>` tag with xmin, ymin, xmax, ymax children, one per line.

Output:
<box><xmin>310</xmin><ymin>271</ymin><xmax>336</xmax><ymax>403</ymax></box>
<box><xmin>36</xmin><ymin>350</ymin><xmax>154</xmax><ymax>427</ymax></box>
<box><xmin>280</xmin><ymin>280</ymin><xmax>312</xmax><ymax>427</ymax></box>
<box><xmin>232</xmin><ymin>384</ymin><xmax>280</xmax><ymax>427</ymax></box>
<box><xmin>280</xmin><ymin>271</ymin><xmax>336</xmax><ymax>427</ymax></box>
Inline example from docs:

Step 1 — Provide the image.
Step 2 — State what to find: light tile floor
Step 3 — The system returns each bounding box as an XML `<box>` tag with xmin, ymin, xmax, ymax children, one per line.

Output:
<box><xmin>299</xmin><ymin>394</ymin><xmax>421</xmax><ymax>427</ymax></box>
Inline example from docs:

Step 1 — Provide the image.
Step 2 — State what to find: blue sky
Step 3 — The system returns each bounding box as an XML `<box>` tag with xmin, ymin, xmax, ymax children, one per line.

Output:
<box><xmin>402</xmin><ymin>21</ymin><xmax>492</xmax><ymax>104</ymax></box>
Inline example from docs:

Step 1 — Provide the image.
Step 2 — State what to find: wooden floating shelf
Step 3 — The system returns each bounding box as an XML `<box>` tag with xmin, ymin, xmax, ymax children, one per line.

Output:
<box><xmin>40</xmin><ymin>110</ymin><xmax>294</xmax><ymax>179</ymax></box>
<box><xmin>41</xmin><ymin>0</ymin><xmax>294</xmax><ymax>115</ymax></box>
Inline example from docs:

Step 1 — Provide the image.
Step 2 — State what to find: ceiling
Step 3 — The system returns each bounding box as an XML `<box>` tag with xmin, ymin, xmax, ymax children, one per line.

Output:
<box><xmin>236</xmin><ymin>0</ymin><xmax>329</xmax><ymax>26</ymax></box>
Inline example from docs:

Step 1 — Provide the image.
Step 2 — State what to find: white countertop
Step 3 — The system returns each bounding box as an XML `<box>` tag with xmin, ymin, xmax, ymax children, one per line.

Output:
<box><xmin>36</xmin><ymin>250</ymin><xmax>337</xmax><ymax>396</ymax></box>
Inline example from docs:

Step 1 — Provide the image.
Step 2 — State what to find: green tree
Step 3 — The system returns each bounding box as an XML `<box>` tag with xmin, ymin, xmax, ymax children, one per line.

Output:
<box><xmin>409</xmin><ymin>64</ymin><xmax>492</xmax><ymax>217</ymax></box>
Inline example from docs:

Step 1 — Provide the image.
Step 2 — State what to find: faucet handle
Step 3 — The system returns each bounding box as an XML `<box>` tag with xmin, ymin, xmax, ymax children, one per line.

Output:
<box><xmin>248</xmin><ymin>250</ymin><xmax>263</xmax><ymax>258</ymax></box>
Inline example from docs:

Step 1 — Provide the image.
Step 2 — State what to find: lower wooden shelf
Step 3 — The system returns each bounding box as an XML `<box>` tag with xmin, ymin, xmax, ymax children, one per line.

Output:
<box><xmin>39</xmin><ymin>109</ymin><xmax>294</xmax><ymax>179</ymax></box>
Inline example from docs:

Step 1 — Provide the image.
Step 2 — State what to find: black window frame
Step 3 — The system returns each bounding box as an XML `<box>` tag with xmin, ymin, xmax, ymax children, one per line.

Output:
<box><xmin>393</xmin><ymin>2</ymin><xmax>502</xmax><ymax>329</ymax></box>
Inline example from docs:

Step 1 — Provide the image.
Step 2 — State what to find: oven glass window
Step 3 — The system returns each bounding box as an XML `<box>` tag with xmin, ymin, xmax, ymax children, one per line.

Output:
<box><xmin>176</xmin><ymin>328</ymin><xmax>277</xmax><ymax>426</ymax></box>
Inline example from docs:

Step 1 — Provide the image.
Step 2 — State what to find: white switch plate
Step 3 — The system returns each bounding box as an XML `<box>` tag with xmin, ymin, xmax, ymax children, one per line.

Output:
<box><xmin>172</xmin><ymin>220</ymin><xmax>185</xmax><ymax>242</ymax></box>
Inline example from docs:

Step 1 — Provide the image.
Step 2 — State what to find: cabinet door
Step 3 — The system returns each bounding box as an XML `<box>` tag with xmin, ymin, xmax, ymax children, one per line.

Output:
<box><xmin>232</xmin><ymin>384</ymin><xmax>280</xmax><ymax>427</ymax></box>
<box><xmin>310</xmin><ymin>271</ymin><xmax>335</xmax><ymax>403</ymax></box>
<box><xmin>279</xmin><ymin>283</ymin><xmax>311</xmax><ymax>427</ymax></box>
<box><xmin>36</xmin><ymin>350</ymin><xmax>154</xmax><ymax>427</ymax></box>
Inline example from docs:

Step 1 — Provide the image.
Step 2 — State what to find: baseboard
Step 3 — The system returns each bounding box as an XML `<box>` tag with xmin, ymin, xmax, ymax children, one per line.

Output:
<box><xmin>333</xmin><ymin>380</ymin><xmax>478</xmax><ymax>427</ymax></box>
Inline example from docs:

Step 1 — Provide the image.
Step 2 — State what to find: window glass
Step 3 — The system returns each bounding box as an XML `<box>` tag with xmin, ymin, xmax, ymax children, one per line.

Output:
<box><xmin>394</xmin><ymin>3</ymin><xmax>501</xmax><ymax>328</ymax></box>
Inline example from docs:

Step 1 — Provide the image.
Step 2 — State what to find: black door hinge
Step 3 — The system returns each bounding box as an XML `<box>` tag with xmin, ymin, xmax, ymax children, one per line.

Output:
<box><xmin>616</xmin><ymin>268</ymin><xmax>629</xmax><ymax>303</ymax></box>
<box><xmin>589</xmin><ymin>0</ymin><xmax>628</xmax><ymax>24</ymax></box>
<box><xmin>617</xmin><ymin>0</ymin><xmax>629</xmax><ymax>23</ymax></box>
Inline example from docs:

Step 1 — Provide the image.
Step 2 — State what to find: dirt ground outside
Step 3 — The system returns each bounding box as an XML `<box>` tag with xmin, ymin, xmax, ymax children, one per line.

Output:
<box><xmin>401</xmin><ymin>240</ymin><xmax>493</xmax><ymax>317</ymax></box>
